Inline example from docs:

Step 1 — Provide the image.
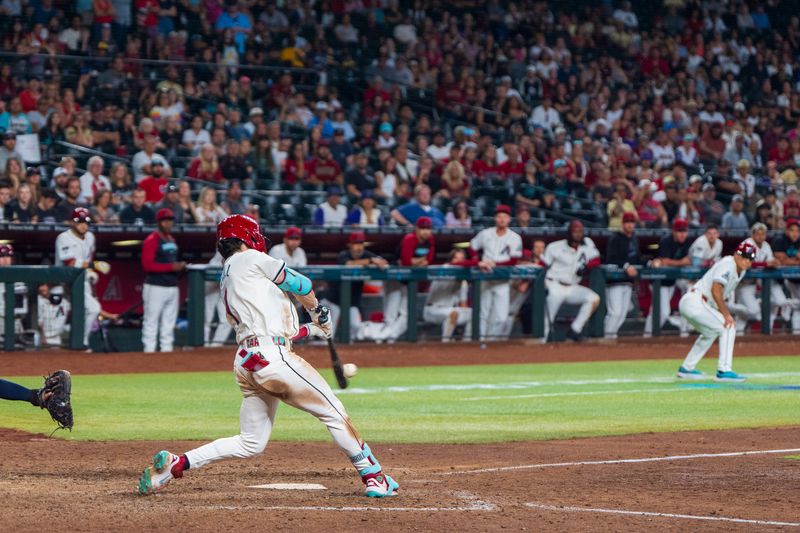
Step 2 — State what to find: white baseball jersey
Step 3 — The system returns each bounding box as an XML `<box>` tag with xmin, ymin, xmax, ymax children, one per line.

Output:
<box><xmin>268</xmin><ymin>243</ymin><xmax>308</xmax><ymax>268</ymax></box>
<box><xmin>742</xmin><ymin>237</ymin><xmax>774</xmax><ymax>263</ymax></box>
<box><xmin>220</xmin><ymin>248</ymin><xmax>299</xmax><ymax>343</ymax></box>
<box><xmin>38</xmin><ymin>295</ymin><xmax>70</xmax><ymax>339</ymax></box>
<box><xmin>542</xmin><ymin>238</ymin><xmax>600</xmax><ymax>285</ymax></box>
<box><xmin>470</xmin><ymin>228</ymin><xmax>523</xmax><ymax>263</ymax></box>
<box><xmin>55</xmin><ymin>229</ymin><xmax>96</xmax><ymax>268</ymax></box>
<box><xmin>689</xmin><ymin>234</ymin><xmax>722</xmax><ymax>266</ymax></box>
<box><xmin>426</xmin><ymin>278</ymin><xmax>467</xmax><ymax>308</ymax></box>
<box><xmin>691</xmin><ymin>256</ymin><xmax>745</xmax><ymax>310</ymax></box>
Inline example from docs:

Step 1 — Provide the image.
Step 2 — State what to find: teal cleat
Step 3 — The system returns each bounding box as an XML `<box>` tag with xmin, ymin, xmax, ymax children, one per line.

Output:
<box><xmin>676</xmin><ymin>367</ymin><xmax>705</xmax><ymax>379</ymax></box>
<box><xmin>715</xmin><ymin>370</ymin><xmax>746</xmax><ymax>382</ymax></box>
<box><xmin>138</xmin><ymin>450</ymin><xmax>184</xmax><ymax>495</ymax></box>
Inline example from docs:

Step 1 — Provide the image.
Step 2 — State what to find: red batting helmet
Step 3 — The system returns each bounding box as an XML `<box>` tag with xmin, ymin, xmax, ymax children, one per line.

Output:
<box><xmin>736</xmin><ymin>241</ymin><xmax>757</xmax><ymax>260</ymax></box>
<box><xmin>0</xmin><ymin>243</ymin><xmax>13</xmax><ymax>257</ymax></box>
<box><xmin>217</xmin><ymin>214</ymin><xmax>267</xmax><ymax>253</ymax></box>
<box><xmin>71</xmin><ymin>207</ymin><xmax>92</xmax><ymax>223</ymax></box>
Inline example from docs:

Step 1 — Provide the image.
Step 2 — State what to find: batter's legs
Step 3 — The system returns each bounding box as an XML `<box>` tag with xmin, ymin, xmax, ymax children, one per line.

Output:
<box><xmin>184</xmin><ymin>394</ymin><xmax>278</xmax><ymax>468</ymax></box>
<box><xmin>679</xmin><ymin>293</ymin><xmax>736</xmax><ymax>372</ymax></box>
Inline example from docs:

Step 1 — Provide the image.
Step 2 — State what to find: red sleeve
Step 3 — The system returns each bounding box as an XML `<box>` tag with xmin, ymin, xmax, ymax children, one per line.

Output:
<box><xmin>452</xmin><ymin>247</ymin><xmax>480</xmax><ymax>267</ymax></box>
<box><xmin>186</xmin><ymin>159</ymin><xmax>199</xmax><ymax>179</ymax></box>
<box><xmin>291</xmin><ymin>324</ymin><xmax>310</xmax><ymax>342</ymax></box>
<box><xmin>399</xmin><ymin>235</ymin><xmax>415</xmax><ymax>266</ymax></box>
<box><xmin>586</xmin><ymin>257</ymin><xmax>602</xmax><ymax>269</ymax></box>
<box><xmin>751</xmin><ymin>261</ymin><xmax>768</xmax><ymax>268</ymax></box>
<box><xmin>141</xmin><ymin>233</ymin><xmax>174</xmax><ymax>273</ymax></box>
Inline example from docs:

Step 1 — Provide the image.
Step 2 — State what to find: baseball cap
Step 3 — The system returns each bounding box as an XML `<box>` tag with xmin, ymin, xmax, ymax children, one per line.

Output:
<box><xmin>732</xmin><ymin>194</ymin><xmax>744</xmax><ymax>203</ymax></box>
<box><xmin>379</xmin><ymin>122</ymin><xmax>393</xmax><ymax>134</ymax></box>
<box><xmin>333</xmin><ymin>128</ymin><xmax>345</xmax><ymax>136</ymax></box>
<box><xmin>672</xmin><ymin>218</ymin><xmax>689</xmax><ymax>231</ymax></box>
<box><xmin>284</xmin><ymin>226</ymin><xmax>302</xmax><ymax>239</ymax></box>
<box><xmin>689</xmin><ymin>174</ymin><xmax>703</xmax><ymax>184</ymax></box>
<box><xmin>326</xmin><ymin>185</ymin><xmax>342</xmax><ymax>197</ymax></box>
<box><xmin>416</xmin><ymin>216</ymin><xmax>433</xmax><ymax>229</ymax></box>
<box><xmin>736</xmin><ymin>241</ymin><xmax>757</xmax><ymax>260</ymax></box>
<box><xmin>348</xmin><ymin>231</ymin><xmax>366</xmax><ymax>244</ymax></box>
<box><xmin>787</xmin><ymin>218</ymin><xmax>800</xmax><ymax>228</ymax></box>
<box><xmin>53</xmin><ymin>167</ymin><xmax>68</xmax><ymax>177</ymax></box>
<box><xmin>165</xmin><ymin>184</ymin><xmax>179</xmax><ymax>193</ymax></box>
<box><xmin>788</xmin><ymin>185</ymin><xmax>798</xmax><ymax>194</ymax></box>
<box><xmin>622</xmin><ymin>212</ymin><xmax>637</xmax><ymax>224</ymax></box>
<box><xmin>156</xmin><ymin>208</ymin><xmax>174</xmax><ymax>221</ymax></box>
<box><xmin>26</xmin><ymin>166</ymin><xmax>40</xmax><ymax>176</ymax></box>
<box><xmin>71</xmin><ymin>207</ymin><xmax>92</xmax><ymax>223</ymax></box>
<box><xmin>151</xmin><ymin>159</ymin><xmax>165</xmax><ymax>167</ymax></box>
<box><xmin>249</xmin><ymin>107</ymin><xmax>264</xmax><ymax>117</ymax></box>
<box><xmin>3</xmin><ymin>130</ymin><xmax>16</xmax><ymax>140</ymax></box>
<box><xmin>702</xmin><ymin>183</ymin><xmax>715</xmax><ymax>192</ymax></box>
<box><xmin>0</xmin><ymin>243</ymin><xmax>13</xmax><ymax>257</ymax></box>
<box><xmin>495</xmin><ymin>204</ymin><xmax>512</xmax><ymax>216</ymax></box>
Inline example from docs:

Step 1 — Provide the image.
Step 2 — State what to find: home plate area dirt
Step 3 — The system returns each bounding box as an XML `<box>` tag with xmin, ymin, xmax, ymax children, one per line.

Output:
<box><xmin>1</xmin><ymin>426</ymin><xmax>798</xmax><ymax>531</ymax></box>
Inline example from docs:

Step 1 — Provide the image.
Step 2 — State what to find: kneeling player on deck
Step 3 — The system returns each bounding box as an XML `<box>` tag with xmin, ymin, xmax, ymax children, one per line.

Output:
<box><xmin>677</xmin><ymin>242</ymin><xmax>755</xmax><ymax>382</ymax></box>
<box><xmin>137</xmin><ymin>215</ymin><xmax>398</xmax><ymax>498</ymax></box>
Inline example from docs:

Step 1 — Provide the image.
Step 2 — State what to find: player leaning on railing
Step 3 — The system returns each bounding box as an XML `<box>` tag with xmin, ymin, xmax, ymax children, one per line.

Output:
<box><xmin>138</xmin><ymin>215</ymin><xmax>399</xmax><ymax>498</ymax></box>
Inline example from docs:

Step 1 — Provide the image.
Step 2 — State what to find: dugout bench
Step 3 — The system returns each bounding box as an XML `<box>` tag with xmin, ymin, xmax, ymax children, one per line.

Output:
<box><xmin>0</xmin><ymin>266</ymin><xmax>86</xmax><ymax>351</ymax></box>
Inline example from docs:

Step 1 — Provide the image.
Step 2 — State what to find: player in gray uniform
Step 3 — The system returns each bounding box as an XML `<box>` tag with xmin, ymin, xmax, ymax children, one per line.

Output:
<box><xmin>423</xmin><ymin>249</ymin><xmax>472</xmax><ymax>341</ymax></box>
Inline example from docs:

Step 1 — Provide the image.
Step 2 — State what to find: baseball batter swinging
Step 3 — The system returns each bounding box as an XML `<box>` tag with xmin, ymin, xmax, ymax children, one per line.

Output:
<box><xmin>676</xmin><ymin>242</ymin><xmax>755</xmax><ymax>382</ymax></box>
<box><xmin>138</xmin><ymin>215</ymin><xmax>398</xmax><ymax>498</ymax></box>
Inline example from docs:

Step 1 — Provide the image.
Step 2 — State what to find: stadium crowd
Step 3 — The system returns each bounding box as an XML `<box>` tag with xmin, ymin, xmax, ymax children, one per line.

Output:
<box><xmin>0</xmin><ymin>0</ymin><xmax>798</xmax><ymax>230</ymax></box>
<box><xmin>4</xmin><ymin>0</ymin><xmax>800</xmax><ymax>345</ymax></box>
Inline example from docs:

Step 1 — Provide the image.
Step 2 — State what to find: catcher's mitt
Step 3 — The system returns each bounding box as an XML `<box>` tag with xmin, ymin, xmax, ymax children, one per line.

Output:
<box><xmin>36</xmin><ymin>370</ymin><xmax>73</xmax><ymax>431</ymax></box>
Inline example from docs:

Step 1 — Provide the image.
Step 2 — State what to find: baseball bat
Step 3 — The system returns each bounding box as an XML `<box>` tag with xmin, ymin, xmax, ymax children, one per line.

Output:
<box><xmin>327</xmin><ymin>338</ymin><xmax>349</xmax><ymax>389</ymax></box>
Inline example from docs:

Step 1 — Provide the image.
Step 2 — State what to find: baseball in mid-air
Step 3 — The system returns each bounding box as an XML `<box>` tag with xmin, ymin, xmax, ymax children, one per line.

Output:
<box><xmin>343</xmin><ymin>363</ymin><xmax>358</xmax><ymax>378</ymax></box>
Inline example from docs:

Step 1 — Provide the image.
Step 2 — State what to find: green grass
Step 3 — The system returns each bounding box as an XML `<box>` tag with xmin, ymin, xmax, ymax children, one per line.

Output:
<box><xmin>1</xmin><ymin>356</ymin><xmax>799</xmax><ymax>443</ymax></box>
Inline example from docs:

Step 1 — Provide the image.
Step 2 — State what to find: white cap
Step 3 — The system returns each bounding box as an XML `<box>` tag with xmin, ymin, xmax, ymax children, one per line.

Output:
<box><xmin>249</xmin><ymin>107</ymin><xmax>264</xmax><ymax>116</ymax></box>
<box><xmin>53</xmin><ymin>167</ymin><xmax>68</xmax><ymax>177</ymax></box>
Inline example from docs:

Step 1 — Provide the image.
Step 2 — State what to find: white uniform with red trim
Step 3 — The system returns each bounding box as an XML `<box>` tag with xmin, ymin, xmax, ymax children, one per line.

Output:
<box><xmin>541</xmin><ymin>238</ymin><xmax>601</xmax><ymax>340</ymax></box>
<box><xmin>54</xmin><ymin>229</ymin><xmax>100</xmax><ymax>345</ymax></box>
<box><xmin>733</xmin><ymin>237</ymin><xmax>787</xmax><ymax>332</ymax></box>
<box><xmin>183</xmin><ymin>248</ymin><xmax>368</xmax><ymax>472</ymax></box>
<box><xmin>470</xmin><ymin>227</ymin><xmax>523</xmax><ymax>340</ymax></box>
<box><xmin>679</xmin><ymin>256</ymin><xmax>744</xmax><ymax>373</ymax></box>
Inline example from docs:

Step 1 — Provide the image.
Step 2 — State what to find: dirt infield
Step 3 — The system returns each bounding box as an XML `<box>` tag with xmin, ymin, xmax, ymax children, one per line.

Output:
<box><xmin>2</xmin><ymin>335</ymin><xmax>799</xmax><ymax>376</ymax></box>
<box><xmin>3</xmin><ymin>340</ymin><xmax>799</xmax><ymax>530</ymax></box>
<box><xmin>1</xmin><ymin>426</ymin><xmax>798</xmax><ymax>531</ymax></box>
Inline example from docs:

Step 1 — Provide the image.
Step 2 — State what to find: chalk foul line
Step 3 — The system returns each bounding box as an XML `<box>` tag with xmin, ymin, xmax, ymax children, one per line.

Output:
<box><xmin>524</xmin><ymin>502</ymin><xmax>800</xmax><ymax>528</ymax></box>
<box><xmin>437</xmin><ymin>447</ymin><xmax>800</xmax><ymax>476</ymax></box>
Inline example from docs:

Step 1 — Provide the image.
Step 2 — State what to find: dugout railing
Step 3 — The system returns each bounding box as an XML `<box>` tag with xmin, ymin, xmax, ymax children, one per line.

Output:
<box><xmin>588</xmin><ymin>266</ymin><xmax>800</xmax><ymax>338</ymax></box>
<box><xmin>186</xmin><ymin>265</ymin><xmax>548</xmax><ymax>345</ymax></box>
<box><xmin>0</xmin><ymin>266</ymin><xmax>85</xmax><ymax>351</ymax></box>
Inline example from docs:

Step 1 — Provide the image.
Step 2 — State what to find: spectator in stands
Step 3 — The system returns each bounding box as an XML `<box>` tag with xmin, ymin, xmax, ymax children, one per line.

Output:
<box><xmin>307</xmin><ymin>142</ymin><xmax>343</xmax><ymax>187</ymax></box>
<box><xmin>138</xmin><ymin>160</ymin><xmax>169</xmax><ymax>204</ymax></box>
<box><xmin>154</xmin><ymin>184</ymin><xmax>184</xmax><ymax>224</ymax></box>
<box><xmin>176</xmin><ymin>180</ymin><xmax>197</xmax><ymax>224</ymax></box>
<box><xmin>635</xmin><ymin>180</ymin><xmax>667</xmax><ymax>228</ymax></box>
<box><xmin>36</xmin><ymin>188</ymin><xmax>59</xmax><ymax>223</ymax></box>
<box><xmin>344</xmin><ymin>152</ymin><xmax>377</xmax><ymax>199</ymax></box>
<box><xmin>0</xmin><ymin>96</ymin><xmax>32</xmax><ymax>134</ymax></box>
<box><xmin>4</xmin><ymin>157</ymin><xmax>24</xmax><ymax>194</ymax></box>
<box><xmin>89</xmin><ymin>189</ymin><xmax>119</xmax><ymax>224</ymax></box>
<box><xmin>187</xmin><ymin>143</ymin><xmax>224</xmax><ymax>184</ymax></box>
<box><xmin>268</xmin><ymin>227</ymin><xmax>307</xmax><ymax>268</ymax></box>
<box><xmin>445</xmin><ymin>200</ymin><xmax>472</xmax><ymax>229</ymax></box>
<box><xmin>438</xmin><ymin>160</ymin><xmax>470</xmax><ymax>201</ymax></box>
<box><xmin>0</xmin><ymin>180</ymin><xmax>9</xmax><ymax>221</ymax></box>
<box><xmin>696</xmin><ymin>183</ymin><xmax>726</xmax><ymax>226</ymax></box>
<box><xmin>607</xmin><ymin>182</ymin><xmax>637</xmax><ymax>229</ymax></box>
<box><xmin>78</xmin><ymin>156</ymin><xmax>110</xmax><ymax>204</ymax></box>
<box><xmin>346</xmin><ymin>190</ymin><xmax>383</xmax><ymax>228</ymax></box>
<box><xmin>132</xmin><ymin>135</ymin><xmax>171</xmax><ymax>183</ymax></box>
<box><xmin>182</xmin><ymin>114</ymin><xmax>210</xmax><ymax>156</ymax></box>
<box><xmin>109</xmin><ymin>162</ymin><xmax>135</xmax><ymax>207</ymax></box>
<box><xmin>54</xmin><ymin>177</ymin><xmax>86</xmax><ymax>222</ymax></box>
<box><xmin>194</xmin><ymin>186</ymin><xmax>227</xmax><ymax>225</ymax></box>
<box><xmin>391</xmin><ymin>184</ymin><xmax>445</xmax><ymax>229</ymax></box>
<box><xmin>605</xmin><ymin>212</ymin><xmax>642</xmax><ymax>339</ymax></box>
<box><xmin>119</xmin><ymin>188</ymin><xmax>156</xmax><ymax>225</ymax></box>
<box><xmin>313</xmin><ymin>186</ymin><xmax>348</xmax><ymax>227</ymax></box>
<box><xmin>5</xmin><ymin>182</ymin><xmax>36</xmax><ymax>223</ymax></box>
<box><xmin>0</xmin><ymin>130</ymin><xmax>22</xmax><ymax>172</ymax></box>
<box><xmin>220</xmin><ymin>180</ymin><xmax>246</xmax><ymax>215</ymax></box>
<box><xmin>721</xmin><ymin>195</ymin><xmax>750</xmax><ymax>230</ymax></box>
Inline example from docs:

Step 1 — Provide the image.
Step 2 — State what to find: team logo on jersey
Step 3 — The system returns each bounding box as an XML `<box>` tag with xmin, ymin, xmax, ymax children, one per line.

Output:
<box><xmin>501</xmin><ymin>245</ymin><xmax>510</xmax><ymax>256</ymax></box>
<box><xmin>722</xmin><ymin>271</ymin><xmax>731</xmax><ymax>281</ymax></box>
